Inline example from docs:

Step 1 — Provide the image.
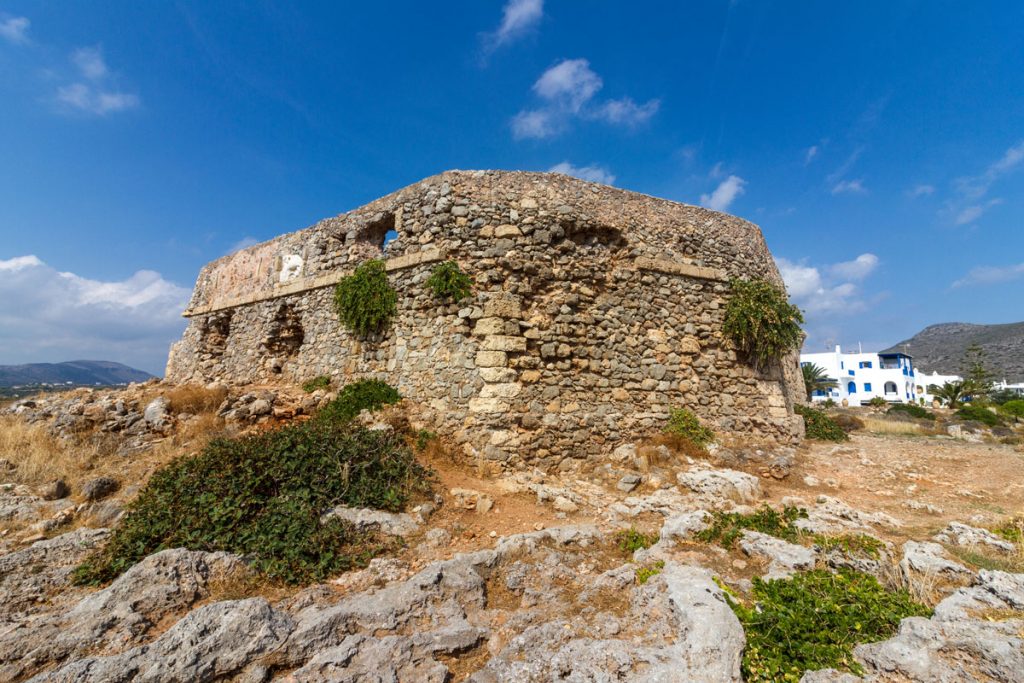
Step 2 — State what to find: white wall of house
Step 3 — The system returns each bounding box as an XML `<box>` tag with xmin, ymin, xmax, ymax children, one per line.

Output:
<box><xmin>801</xmin><ymin>345</ymin><xmax>922</xmax><ymax>406</ymax></box>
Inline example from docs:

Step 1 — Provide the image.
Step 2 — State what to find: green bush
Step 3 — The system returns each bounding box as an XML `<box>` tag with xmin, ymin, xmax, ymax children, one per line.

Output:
<box><xmin>887</xmin><ymin>403</ymin><xmax>935</xmax><ymax>420</ymax></box>
<box><xmin>723</xmin><ymin>278</ymin><xmax>804</xmax><ymax>371</ymax></box>
<box><xmin>615</xmin><ymin>527</ymin><xmax>658</xmax><ymax>555</ymax></box>
<box><xmin>955</xmin><ymin>404</ymin><xmax>1004</xmax><ymax>427</ymax></box>
<box><xmin>301</xmin><ymin>375</ymin><xmax>331</xmax><ymax>393</ymax></box>
<box><xmin>697</xmin><ymin>505</ymin><xmax>807</xmax><ymax>548</ymax></box>
<box><xmin>426</xmin><ymin>260</ymin><xmax>473</xmax><ymax>302</ymax></box>
<box><xmin>664</xmin><ymin>407</ymin><xmax>714</xmax><ymax>445</ymax></box>
<box><xmin>795</xmin><ymin>404</ymin><xmax>849</xmax><ymax>442</ymax></box>
<box><xmin>867</xmin><ymin>396</ymin><xmax>889</xmax><ymax>408</ymax></box>
<box><xmin>728</xmin><ymin>569</ymin><xmax>931</xmax><ymax>681</ymax></box>
<box><xmin>636</xmin><ymin>560</ymin><xmax>664</xmax><ymax>584</ymax></box>
<box><xmin>72</xmin><ymin>397</ymin><xmax>429</xmax><ymax>586</ymax></box>
<box><xmin>812</xmin><ymin>533</ymin><xmax>884</xmax><ymax>559</ymax></box>
<box><xmin>999</xmin><ymin>399</ymin><xmax>1024</xmax><ymax>421</ymax></box>
<box><xmin>334</xmin><ymin>259</ymin><xmax>397</xmax><ymax>336</ymax></box>
<box><xmin>315</xmin><ymin>379</ymin><xmax>401</xmax><ymax>424</ymax></box>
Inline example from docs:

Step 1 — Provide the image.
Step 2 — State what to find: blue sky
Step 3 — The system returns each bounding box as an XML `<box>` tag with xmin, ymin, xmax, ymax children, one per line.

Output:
<box><xmin>1</xmin><ymin>1</ymin><xmax>1023</xmax><ymax>376</ymax></box>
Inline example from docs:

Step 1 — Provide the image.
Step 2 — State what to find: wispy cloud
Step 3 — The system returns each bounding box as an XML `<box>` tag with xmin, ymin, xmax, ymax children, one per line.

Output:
<box><xmin>945</xmin><ymin>140</ymin><xmax>1024</xmax><ymax>226</ymax></box>
<box><xmin>907</xmin><ymin>184</ymin><xmax>935</xmax><ymax>198</ymax></box>
<box><xmin>804</xmin><ymin>145</ymin><xmax>819</xmax><ymax>164</ymax></box>
<box><xmin>0</xmin><ymin>255</ymin><xmax>188</xmax><ymax>374</ymax></box>
<box><xmin>778</xmin><ymin>252</ymin><xmax>880</xmax><ymax>316</ymax></box>
<box><xmin>0</xmin><ymin>15</ymin><xmax>30</xmax><ymax>44</ymax></box>
<box><xmin>227</xmin><ymin>236</ymin><xmax>260</xmax><ymax>254</ymax></box>
<box><xmin>511</xmin><ymin>58</ymin><xmax>659</xmax><ymax>139</ymax></box>
<box><xmin>56</xmin><ymin>45</ymin><xmax>140</xmax><ymax>116</ymax></box>
<box><xmin>952</xmin><ymin>261</ymin><xmax>1024</xmax><ymax>288</ymax></box>
<box><xmin>700</xmin><ymin>175</ymin><xmax>746</xmax><ymax>212</ymax></box>
<box><xmin>831</xmin><ymin>179</ymin><xmax>866</xmax><ymax>195</ymax></box>
<box><xmin>826</xmin><ymin>146</ymin><xmax>863</xmax><ymax>185</ymax></box>
<box><xmin>548</xmin><ymin>161</ymin><xmax>615</xmax><ymax>185</ymax></box>
<box><xmin>482</xmin><ymin>0</ymin><xmax>543</xmax><ymax>54</ymax></box>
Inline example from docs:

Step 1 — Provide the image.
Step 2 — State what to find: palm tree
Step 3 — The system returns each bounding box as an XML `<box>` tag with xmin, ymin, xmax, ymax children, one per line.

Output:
<box><xmin>934</xmin><ymin>380</ymin><xmax>968</xmax><ymax>408</ymax></box>
<box><xmin>802</xmin><ymin>363</ymin><xmax>838</xmax><ymax>400</ymax></box>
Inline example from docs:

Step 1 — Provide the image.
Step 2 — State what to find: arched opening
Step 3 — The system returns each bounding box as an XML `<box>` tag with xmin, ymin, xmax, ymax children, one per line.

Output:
<box><xmin>357</xmin><ymin>212</ymin><xmax>397</xmax><ymax>250</ymax></box>
<box><xmin>884</xmin><ymin>381</ymin><xmax>898</xmax><ymax>395</ymax></box>
<box><xmin>847</xmin><ymin>381</ymin><xmax>856</xmax><ymax>394</ymax></box>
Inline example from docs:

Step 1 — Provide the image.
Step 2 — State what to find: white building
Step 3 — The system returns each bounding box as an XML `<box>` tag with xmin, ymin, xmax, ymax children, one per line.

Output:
<box><xmin>801</xmin><ymin>345</ymin><xmax>928</xmax><ymax>406</ymax></box>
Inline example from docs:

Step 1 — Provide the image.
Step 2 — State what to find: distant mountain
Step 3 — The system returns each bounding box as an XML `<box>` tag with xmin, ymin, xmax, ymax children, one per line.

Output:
<box><xmin>882</xmin><ymin>322</ymin><xmax>1024</xmax><ymax>383</ymax></box>
<box><xmin>0</xmin><ymin>360</ymin><xmax>155</xmax><ymax>387</ymax></box>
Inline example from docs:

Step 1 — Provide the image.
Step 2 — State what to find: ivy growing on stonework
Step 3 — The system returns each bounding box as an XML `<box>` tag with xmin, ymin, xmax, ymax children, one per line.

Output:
<box><xmin>722</xmin><ymin>277</ymin><xmax>804</xmax><ymax>371</ymax></box>
<box><xmin>334</xmin><ymin>259</ymin><xmax>397</xmax><ymax>337</ymax></box>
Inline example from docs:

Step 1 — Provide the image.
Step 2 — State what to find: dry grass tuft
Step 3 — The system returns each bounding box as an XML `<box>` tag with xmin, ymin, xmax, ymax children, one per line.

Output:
<box><xmin>639</xmin><ymin>433</ymin><xmax>709</xmax><ymax>467</ymax></box>
<box><xmin>862</xmin><ymin>417</ymin><xmax>926</xmax><ymax>436</ymax></box>
<box><xmin>163</xmin><ymin>384</ymin><xmax>228</xmax><ymax>415</ymax></box>
<box><xmin>0</xmin><ymin>415</ymin><xmax>102</xmax><ymax>486</ymax></box>
<box><xmin>948</xmin><ymin>543</ymin><xmax>1024</xmax><ymax>575</ymax></box>
<box><xmin>876</xmin><ymin>557</ymin><xmax>948</xmax><ymax>608</ymax></box>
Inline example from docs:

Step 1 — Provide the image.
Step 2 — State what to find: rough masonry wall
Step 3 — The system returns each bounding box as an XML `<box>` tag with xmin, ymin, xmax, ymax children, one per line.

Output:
<box><xmin>167</xmin><ymin>170</ymin><xmax>804</xmax><ymax>468</ymax></box>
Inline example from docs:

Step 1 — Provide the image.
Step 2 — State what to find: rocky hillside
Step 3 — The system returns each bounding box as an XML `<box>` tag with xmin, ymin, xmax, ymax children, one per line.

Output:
<box><xmin>0</xmin><ymin>361</ymin><xmax>154</xmax><ymax>387</ymax></box>
<box><xmin>882</xmin><ymin>321</ymin><xmax>1024</xmax><ymax>382</ymax></box>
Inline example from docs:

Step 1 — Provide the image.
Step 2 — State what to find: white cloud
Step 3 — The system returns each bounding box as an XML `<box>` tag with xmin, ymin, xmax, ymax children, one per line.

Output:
<box><xmin>484</xmin><ymin>0</ymin><xmax>543</xmax><ymax>51</ymax></box>
<box><xmin>829</xmin><ymin>253</ymin><xmax>878</xmax><ymax>280</ymax></box>
<box><xmin>0</xmin><ymin>16</ymin><xmax>30</xmax><ymax>44</ymax></box>
<box><xmin>56</xmin><ymin>46</ymin><xmax>139</xmax><ymax>116</ymax></box>
<box><xmin>952</xmin><ymin>262</ymin><xmax>1024</xmax><ymax>288</ymax></box>
<box><xmin>831</xmin><ymin>179</ymin><xmax>866</xmax><ymax>195</ymax></box>
<box><xmin>907</xmin><ymin>184</ymin><xmax>935</xmax><ymax>198</ymax></box>
<box><xmin>592</xmin><ymin>97</ymin><xmax>660</xmax><ymax>126</ymax></box>
<box><xmin>700</xmin><ymin>175</ymin><xmax>746</xmax><ymax>212</ymax></box>
<box><xmin>804</xmin><ymin>145</ymin><xmax>819</xmax><ymax>163</ymax></box>
<box><xmin>227</xmin><ymin>236</ymin><xmax>260</xmax><ymax>254</ymax></box>
<box><xmin>0</xmin><ymin>255</ymin><xmax>189</xmax><ymax>375</ymax></box>
<box><xmin>548</xmin><ymin>161</ymin><xmax>615</xmax><ymax>185</ymax></box>
<box><xmin>954</xmin><ymin>198</ymin><xmax>1002</xmax><ymax>226</ymax></box>
<box><xmin>511</xmin><ymin>58</ymin><xmax>658</xmax><ymax>139</ymax></box>
<box><xmin>778</xmin><ymin>253</ymin><xmax>880</xmax><ymax>316</ymax></box>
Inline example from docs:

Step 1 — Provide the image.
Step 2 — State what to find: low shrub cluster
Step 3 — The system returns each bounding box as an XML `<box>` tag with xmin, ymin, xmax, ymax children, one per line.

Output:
<box><xmin>812</xmin><ymin>533</ymin><xmax>884</xmax><ymax>559</ymax></box>
<box><xmin>955</xmin><ymin>404</ymin><xmax>1004</xmax><ymax>427</ymax></box>
<box><xmin>301</xmin><ymin>375</ymin><xmax>331</xmax><ymax>393</ymax></box>
<box><xmin>426</xmin><ymin>260</ymin><xmax>473</xmax><ymax>302</ymax></box>
<box><xmin>697</xmin><ymin>505</ymin><xmax>807</xmax><ymax>548</ymax></box>
<box><xmin>728</xmin><ymin>569</ymin><xmax>931</xmax><ymax>681</ymax></box>
<box><xmin>994</xmin><ymin>516</ymin><xmax>1023</xmax><ymax>544</ymax></box>
<box><xmin>664</xmin><ymin>408</ymin><xmax>714</xmax><ymax>446</ymax></box>
<box><xmin>635</xmin><ymin>560</ymin><xmax>664</xmax><ymax>584</ymax></box>
<box><xmin>887</xmin><ymin>403</ymin><xmax>935</xmax><ymax>421</ymax></box>
<box><xmin>998</xmin><ymin>399</ymin><xmax>1024</xmax><ymax>421</ymax></box>
<box><xmin>723</xmin><ymin>278</ymin><xmax>804</xmax><ymax>371</ymax></box>
<box><xmin>73</xmin><ymin>381</ymin><xmax>428</xmax><ymax>586</ymax></box>
<box><xmin>795</xmin><ymin>404</ymin><xmax>849</xmax><ymax>442</ymax></box>
<box><xmin>866</xmin><ymin>396</ymin><xmax>889</xmax><ymax>408</ymax></box>
<box><xmin>314</xmin><ymin>379</ymin><xmax>401</xmax><ymax>424</ymax></box>
<box><xmin>615</xmin><ymin>527</ymin><xmax>658</xmax><ymax>555</ymax></box>
<box><xmin>334</xmin><ymin>259</ymin><xmax>397</xmax><ymax>336</ymax></box>
<box><xmin>829</xmin><ymin>412</ymin><xmax>865</xmax><ymax>433</ymax></box>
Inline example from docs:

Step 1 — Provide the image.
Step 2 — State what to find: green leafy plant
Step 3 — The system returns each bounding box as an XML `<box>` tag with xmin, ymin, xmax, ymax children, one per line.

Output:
<box><xmin>426</xmin><ymin>260</ymin><xmax>473</xmax><ymax>302</ymax></box>
<box><xmin>795</xmin><ymin>404</ymin><xmax>849</xmax><ymax>442</ymax></box>
<box><xmin>867</xmin><ymin>396</ymin><xmax>889</xmax><ymax>408</ymax></box>
<box><xmin>993</xmin><ymin>516</ymin><xmax>1023</xmax><ymax>544</ymax></box>
<box><xmin>616</xmin><ymin>527</ymin><xmax>659</xmax><ymax>555</ymax></box>
<box><xmin>73</xmin><ymin>385</ymin><xmax>429</xmax><ymax>586</ymax></box>
<box><xmin>664</xmin><ymin>407</ymin><xmax>714</xmax><ymax>446</ymax></box>
<box><xmin>955</xmin><ymin>404</ymin><xmax>1004</xmax><ymax>427</ymax></box>
<box><xmin>728</xmin><ymin>569</ymin><xmax>931</xmax><ymax>681</ymax></box>
<box><xmin>887</xmin><ymin>403</ymin><xmax>935</xmax><ymax>420</ymax></box>
<box><xmin>999</xmin><ymin>399</ymin><xmax>1024</xmax><ymax>422</ymax></box>
<box><xmin>315</xmin><ymin>379</ymin><xmax>401</xmax><ymax>424</ymax></box>
<box><xmin>723</xmin><ymin>278</ymin><xmax>804</xmax><ymax>371</ymax></box>
<box><xmin>697</xmin><ymin>505</ymin><xmax>808</xmax><ymax>548</ymax></box>
<box><xmin>801</xmin><ymin>363</ymin><xmax>837</xmax><ymax>400</ymax></box>
<box><xmin>334</xmin><ymin>259</ymin><xmax>397</xmax><ymax>336</ymax></box>
<box><xmin>301</xmin><ymin>375</ymin><xmax>331</xmax><ymax>393</ymax></box>
<box><xmin>414</xmin><ymin>429</ymin><xmax>438</xmax><ymax>452</ymax></box>
<box><xmin>636</xmin><ymin>560</ymin><xmax>665</xmax><ymax>584</ymax></box>
<box><xmin>813</xmin><ymin>533</ymin><xmax>885</xmax><ymax>559</ymax></box>
<box><xmin>934</xmin><ymin>381</ymin><xmax>968</xmax><ymax>408</ymax></box>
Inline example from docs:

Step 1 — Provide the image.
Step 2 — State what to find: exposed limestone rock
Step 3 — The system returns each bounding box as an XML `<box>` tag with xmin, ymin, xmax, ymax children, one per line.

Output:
<box><xmin>677</xmin><ymin>467</ymin><xmax>761</xmax><ymax>504</ymax></box>
<box><xmin>321</xmin><ymin>505</ymin><xmax>420</xmax><ymax>536</ymax></box>
<box><xmin>740</xmin><ymin>530</ymin><xmax>817</xmax><ymax>579</ymax></box>
<box><xmin>933</xmin><ymin>521</ymin><xmax>1016</xmax><ymax>553</ymax></box>
<box><xmin>899</xmin><ymin>541</ymin><xmax>972</xmax><ymax>579</ymax></box>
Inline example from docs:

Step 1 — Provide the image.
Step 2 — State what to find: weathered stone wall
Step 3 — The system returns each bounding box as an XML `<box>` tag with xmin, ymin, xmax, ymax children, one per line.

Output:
<box><xmin>167</xmin><ymin>170</ymin><xmax>804</xmax><ymax>468</ymax></box>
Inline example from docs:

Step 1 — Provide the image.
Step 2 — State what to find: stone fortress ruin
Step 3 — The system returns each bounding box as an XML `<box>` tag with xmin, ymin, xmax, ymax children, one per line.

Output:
<box><xmin>167</xmin><ymin>170</ymin><xmax>804</xmax><ymax>468</ymax></box>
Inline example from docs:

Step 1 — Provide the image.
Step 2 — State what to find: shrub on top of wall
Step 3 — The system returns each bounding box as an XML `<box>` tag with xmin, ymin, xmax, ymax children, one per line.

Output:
<box><xmin>334</xmin><ymin>259</ymin><xmax>397</xmax><ymax>336</ymax></box>
<box><xmin>723</xmin><ymin>278</ymin><xmax>804</xmax><ymax>371</ymax></box>
<box><xmin>426</xmin><ymin>260</ymin><xmax>473</xmax><ymax>302</ymax></box>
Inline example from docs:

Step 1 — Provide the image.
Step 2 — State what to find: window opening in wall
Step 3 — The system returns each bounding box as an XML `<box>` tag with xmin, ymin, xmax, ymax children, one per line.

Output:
<box><xmin>264</xmin><ymin>304</ymin><xmax>304</xmax><ymax>359</ymax></box>
<box><xmin>200</xmin><ymin>311</ymin><xmax>232</xmax><ymax>357</ymax></box>
<box><xmin>358</xmin><ymin>212</ymin><xmax>396</xmax><ymax>251</ymax></box>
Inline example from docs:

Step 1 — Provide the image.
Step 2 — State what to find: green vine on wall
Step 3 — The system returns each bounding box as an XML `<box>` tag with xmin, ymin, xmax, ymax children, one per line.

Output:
<box><xmin>334</xmin><ymin>259</ymin><xmax>397</xmax><ymax>337</ymax></box>
<box><xmin>722</xmin><ymin>277</ymin><xmax>804</xmax><ymax>371</ymax></box>
<box><xmin>426</xmin><ymin>260</ymin><xmax>473</xmax><ymax>302</ymax></box>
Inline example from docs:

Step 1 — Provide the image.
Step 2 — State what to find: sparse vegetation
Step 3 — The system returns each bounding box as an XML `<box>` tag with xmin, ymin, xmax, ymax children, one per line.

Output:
<box><xmin>664</xmin><ymin>407</ymin><xmax>714</xmax><ymax>446</ymax></box>
<box><xmin>314</xmin><ymin>379</ymin><xmax>401</xmax><ymax>424</ymax></box>
<box><xmin>425</xmin><ymin>260</ymin><xmax>473</xmax><ymax>302</ymax></box>
<box><xmin>163</xmin><ymin>384</ymin><xmax>228</xmax><ymax>414</ymax></box>
<box><xmin>697</xmin><ymin>505</ymin><xmax>807</xmax><ymax>548</ymax></box>
<box><xmin>813</xmin><ymin>533</ymin><xmax>885</xmax><ymax>559</ymax></box>
<box><xmin>955</xmin><ymin>404</ymin><xmax>1004</xmax><ymax>427</ymax></box>
<box><xmin>829</xmin><ymin>412</ymin><xmax>865</xmax><ymax>433</ymax></box>
<box><xmin>994</xmin><ymin>516</ymin><xmax>1024</xmax><ymax>543</ymax></box>
<box><xmin>333</xmin><ymin>259</ymin><xmax>397</xmax><ymax>336</ymax></box>
<box><xmin>861</xmin><ymin>417</ymin><xmax>927</xmax><ymax>436</ymax></box>
<box><xmin>723</xmin><ymin>278</ymin><xmax>804</xmax><ymax>371</ymax></box>
<box><xmin>727</xmin><ymin>569</ymin><xmax>931</xmax><ymax>682</ymax></box>
<box><xmin>73</xmin><ymin>381</ymin><xmax>428</xmax><ymax>586</ymax></box>
<box><xmin>301</xmin><ymin>375</ymin><xmax>331</xmax><ymax>393</ymax></box>
<box><xmin>795</xmin><ymin>404</ymin><xmax>849</xmax><ymax>442</ymax></box>
<box><xmin>636</xmin><ymin>560</ymin><xmax>664</xmax><ymax>584</ymax></box>
<box><xmin>887</xmin><ymin>403</ymin><xmax>935</xmax><ymax>420</ymax></box>
<box><xmin>867</xmin><ymin>396</ymin><xmax>888</xmax><ymax>408</ymax></box>
<box><xmin>616</xmin><ymin>527</ymin><xmax>658</xmax><ymax>555</ymax></box>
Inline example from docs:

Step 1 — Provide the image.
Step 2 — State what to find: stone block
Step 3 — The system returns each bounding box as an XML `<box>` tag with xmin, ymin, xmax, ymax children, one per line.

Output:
<box><xmin>483</xmin><ymin>295</ymin><xmax>522</xmax><ymax>319</ymax></box>
<box><xmin>481</xmin><ymin>335</ymin><xmax>527</xmax><ymax>352</ymax></box>
<box><xmin>475</xmin><ymin>351</ymin><xmax>507</xmax><ymax>367</ymax></box>
<box><xmin>472</xmin><ymin>317</ymin><xmax>506</xmax><ymax>336</ymax></box>
<box><xmin>468</xmin><ymin>397</ymin><xmax>510</xmax><ymax>413</ymax></box>
<box><xmin>480</xmin><ymin>382</ymin><xmax>523</xmax><ymax>399</ymax></box>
